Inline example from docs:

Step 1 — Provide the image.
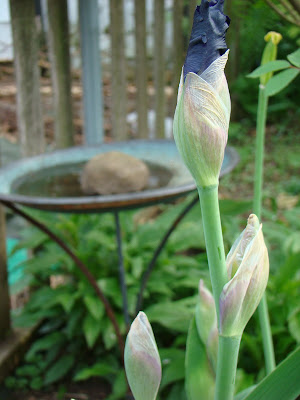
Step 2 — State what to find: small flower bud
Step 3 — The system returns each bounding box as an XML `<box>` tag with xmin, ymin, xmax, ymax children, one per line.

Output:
<box><xmin>124</xmin><ymin>312</ymin><xmax>161</xmax><ymax>400</ymax></box>
<box><xmin>195</xmin><ymin>280</ymin><xmax>218</xmax><ymax>371</ymax></box>
<box><xmin>219</xmin><ymin>215</ymin><xmax>269</xmax><ymax>337</ymax></box>
<box><xmin>260</xmin><ymin>31</ymin><xmax>283</xmax><ymax>85</ymax></box>
<box><xmin>173</xmin><ymin>1</ymin><xmax>231</xmax><ymax>189</ymax></box>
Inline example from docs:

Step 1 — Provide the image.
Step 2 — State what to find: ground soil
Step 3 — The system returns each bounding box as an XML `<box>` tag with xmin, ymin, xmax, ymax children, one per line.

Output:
<box><xmin>1</xmin><ymin>378</ymin><xmax>111</xmax><ymax>400</ymax></box>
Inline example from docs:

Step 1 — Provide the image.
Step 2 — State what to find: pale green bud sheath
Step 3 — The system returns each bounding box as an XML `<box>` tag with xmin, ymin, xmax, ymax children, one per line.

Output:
<box><xmin>124</xmin><ymin>312</ymin><xmax>161</xmax><ymax>400</ymax></box>
<box><xmin>195</xmin><ymin>280</ymin><xmax>218</xmax><ymax>372</ymax></box>
<box><xmin>174</xmin><ymin>51</ymin><xmax>230</xmax><ymax>189</ymax></box>
<box><xmin>219</xmin><ymin>214</ymin><xmax>269</xmax><ymax>337</ymax></box>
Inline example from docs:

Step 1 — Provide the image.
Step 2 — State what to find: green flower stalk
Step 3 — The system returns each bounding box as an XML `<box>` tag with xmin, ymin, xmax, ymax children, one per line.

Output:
<box><xmin>254</xmin><ymin>31</ymin><xmax>282</xmax><ymax>374</ymax></box>
<box><xmin>124</xmin><ymin>312</ymin><xmax>161</xmax><ymax>400</ymax></box>
<box><xmin>219</xmin><ymin>214</ymin><xmax>269</xmax><ymax>337</ymax></box>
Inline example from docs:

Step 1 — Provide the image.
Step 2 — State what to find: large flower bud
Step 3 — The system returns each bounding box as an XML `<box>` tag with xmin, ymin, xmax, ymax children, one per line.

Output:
<box><xmin>124</xmin><ymin>312</ymin><xmax>161</xmax><ymax>400</ymax></box>
<box><xmin>173</xmin><ymin>1</ymin><xmax>231</xmax><ymax>189</ymax></box>
<box><xmin>219</xmin><ymin>215</ymin><xmax>269</xmax><ymax>337</ymax></box>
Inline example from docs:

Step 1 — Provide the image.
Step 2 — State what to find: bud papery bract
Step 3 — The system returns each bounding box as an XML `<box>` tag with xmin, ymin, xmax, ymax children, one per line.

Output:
<box><xmin>124</xmin><ymin>312</ymin><xmax>161</xmax><ymax>400</ymax></box>
<box><xmin>219</xmin><ymin>215</ymin><xmax>269</xmax><ymax>337</ymax></box>
<box><xmin>173</xmin><ymin>52</ymin><xmax>230</xmax><ymax>188</ymax></box>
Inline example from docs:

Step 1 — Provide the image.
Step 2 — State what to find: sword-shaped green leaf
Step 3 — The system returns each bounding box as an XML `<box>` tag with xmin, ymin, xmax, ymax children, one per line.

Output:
<box><xmin>185</xmin><ymin>317</ymin><xmax>215</xmax><ymax>400</ymax></box>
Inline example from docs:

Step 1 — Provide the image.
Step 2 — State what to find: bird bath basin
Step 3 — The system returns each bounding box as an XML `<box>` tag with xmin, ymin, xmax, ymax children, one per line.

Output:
<box><xmin>0</xmin><ymin>140</ymin><xmax>239</xmax><ymax>212</ymax></box>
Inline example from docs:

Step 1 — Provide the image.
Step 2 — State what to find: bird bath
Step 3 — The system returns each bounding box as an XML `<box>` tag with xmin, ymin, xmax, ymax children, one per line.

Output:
<box><xmin>0</xmin><ymin>140</ymin><xmax>238</xmax><ymax>212</ymax></box>
<box><xmin>0</xmin><ymin>139</ymin><xmax>238</xmax><ymax>336</ymax></box>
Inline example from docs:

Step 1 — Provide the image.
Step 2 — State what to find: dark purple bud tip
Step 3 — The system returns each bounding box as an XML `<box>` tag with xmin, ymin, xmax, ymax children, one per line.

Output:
<box><xmin>183</xmin><ymin>0</ymin><xmax>230</xmax><ymax>80</ymax></box>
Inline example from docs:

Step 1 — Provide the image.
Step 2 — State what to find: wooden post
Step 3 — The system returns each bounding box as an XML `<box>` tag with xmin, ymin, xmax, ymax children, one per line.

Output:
<box><xmin>172</xmin><ymin>0</ymin><xmax>184</xmax><ymax>112</ymax></box>
<box><xmin>79</xmin><ymin>0</ymin><xmax>104</xmax><ymax>145</ymax></box>
<box><xmin>154</xmin><ymin>0</ymin><xmax>165</xmax><ymax>138</ymax></box>
<box><xmin>0</xmin><ymin>207</ymin><xmax>10</xmax><ymax>340</ymax></box>
<box><xmin>9</xmin><ymin>0</ymin><xmax>44</xmax><ymax>157</ymax></box>
<box><xmin>110</xmin><ymin>0</ymin><xmax>127</xmax><ymax>140</ymax></box>
<box><xmin>47</xmin><ymin>0</ymin><xmax>74</xmax><ymax>149</ymax></box>
<box><xmin>134</xmin><ymin>0</ymin><xmax>148</xmax><ymax>139</ymax></box>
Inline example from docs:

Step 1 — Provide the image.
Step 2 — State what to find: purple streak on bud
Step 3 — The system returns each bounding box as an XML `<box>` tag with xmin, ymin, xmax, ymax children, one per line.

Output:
<box><xmin>124</xmin><ymin>312</ymin><xmax>161</xmax><ymax>400</ymax></box>
<box><xmin>183</xmin><ymin>0</ymin><xmax>230</xmax><ymax>80</ymax></box>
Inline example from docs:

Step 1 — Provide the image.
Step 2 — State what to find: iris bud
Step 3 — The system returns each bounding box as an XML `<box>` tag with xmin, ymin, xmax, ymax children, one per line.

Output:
<box><xmin>173</xmin><ymin>1</ymin><xmax>231</xmax><ymax>189</ymax></box>
<box><xmin>219</xmin><ymin>215</ymin><xmax>269</xmax><ymax>337</ymax></box>
<box><xmin>260</xmin><ymin>31</ymin><xmax>283</xmax><ymax>85</ymax></box>
<box><xmin>195</xmin><ymin>280</ymin><xmax>218</xmax><ymax>371</ymax></box>
<box><xmin>124</xmin><ymin>312</ymin><xmax>161</xmax><ymax>400</ymax></box>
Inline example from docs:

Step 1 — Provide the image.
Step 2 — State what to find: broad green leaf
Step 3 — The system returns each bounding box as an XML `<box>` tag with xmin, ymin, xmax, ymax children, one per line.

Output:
<box><xmin>219</xmin><ymin>200</ymin><xmax>252</xmax><ymax>216</ymax></box>
<box><xmin>243</xmin><ymin>347</ymin><xmax>300</xmax><ymax>400</ymax></box>
<box><xmin>185</xmin><ymin>318</ymin><xmax>215</xmax><ymax>400</ymax></box>
<box><xmin>103</xmin><ymin>320</ymin><xmax>117</xmax><ymax>350</ymax></box>
<box><xmin>74</xmin><ymin>362</ymin><xmax>116</xmax><ymax>381</ymax></box>
<box><xmin>247</xmin><ymin>60</ymin><xmax>290</xmax><ymax>79</ymax></box>
<box><xmin>287</xmin><ymin>48</ymin><xmax>300</xmax><ymax>68</ymax></box>
<box><xmin>160</xmin><ymin>349</ymin><xmax>185</xmax><ymax>389</ymax></box>
<box><xmin>106</xmin><ymin>370</ymin><xmax>127</xmax><ymax>400</ymax></box>
<box><xmin>84</xmin><ymin>295</ymin><xmax>105</xmax><ymax>320</ymax></box>
<box><xmin>235</xmin><ymin>386</ymin><xmax>255</xmax><ymax>400</ymax></box>
<box><xmin>25</xmin><ymin>332</ymin><xmax>65</xmax><ymax>360</ymax></box>
<box><xmin>44</xmin><ymin>354</ymin><xmax>75</xmax><ymax>385</ymax></box>
<box><xmin>16</xmin><ymin>365</ymin><xmax>40</xmax><ymax>377</ymax></box>
<box><xmin>56</xmin><ymin>291</ymin><xmax>77</xmax><ymax>313</ymax></box>
<box><xmin>83</xmin><ymin>314</ymin><xmax>102</xmax><ymax>348</ymax></box>
<box><xmin>265</xmin><ymin>69</ymin><xmax>299</xmax><ymax>96</ymax></box>
<box><xmin>145</xmin><ymin>298</ymin><xmax>196</xmax><ymax>332</ymax></box>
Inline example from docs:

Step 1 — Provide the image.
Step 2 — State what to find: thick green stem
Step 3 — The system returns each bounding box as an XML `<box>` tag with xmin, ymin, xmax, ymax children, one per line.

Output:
<box><xmin>198</xmin><ymin>185</ymin><xmax>228</xmax><ymax>320</ymax></box>
<box><xmin>214</xmin><ymin>335</ymin><xmax>241</xmax><ymax>400</ymax></box>
<box><xmin>198</xmin><ymin>185</ymin><xmax>239</xmax><ymax>400</ymax></box>
<box><xmin>254</xmin><ymin>85</ymin><xmax>276</xmax><ymax>374</ymax></box>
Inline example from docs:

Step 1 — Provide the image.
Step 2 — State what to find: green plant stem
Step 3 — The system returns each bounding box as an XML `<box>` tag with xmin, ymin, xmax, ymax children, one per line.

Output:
<box><xmin>198</xmin><ymin>185</ymin><xmax>239</xmax><ymax>400</ymax></box>
<box><xmin>254</xmin><ymin>85</ymin><xmax>276</xmax><ymax>374</ymax></box>
<box><xmin>253</xmin><ymin>86</ymin><xmax>268</xmax><ymax>217</ymax></box>
<box><xmin>214</xmin><ymin>335</ymin><xmax>241</xmax><ymax>400</ymax></box>
<box><xmin>197</xmin><ymin>185</ymin><xmax>228</xmax><ymax>318</ymax></box>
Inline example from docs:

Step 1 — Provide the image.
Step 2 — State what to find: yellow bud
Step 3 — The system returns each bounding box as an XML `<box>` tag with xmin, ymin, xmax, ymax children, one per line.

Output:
<box><xmin>264</xmin><ymin>31</ymin><xmax>283</xmax><ymax>45</ymax></box>
<box><xmin>260</xmin><ymin>31</ymin><xmax>283</xmax><ymax>85</ymax></box>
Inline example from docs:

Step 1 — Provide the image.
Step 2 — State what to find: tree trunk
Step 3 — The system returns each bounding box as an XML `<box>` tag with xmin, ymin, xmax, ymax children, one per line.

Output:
<box><xmin>134</xmin><ymin>0</ymin><xmax>148</xmax><ymax>139</ymax></box>
<box><xmin>47</xmin><ymin>0</ymin><xmax>74</xmax><ymax>149</ymax></box>
<box><xmin>9</xmin><ymin>0</ymin><xmax>44</xmax><ymax>157</ymax></box>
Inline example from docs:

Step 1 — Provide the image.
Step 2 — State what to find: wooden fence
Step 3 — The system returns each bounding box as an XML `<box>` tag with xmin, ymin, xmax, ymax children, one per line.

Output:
<box><xmin>0</xmin><ymin>0</ymin><xmax>198</xmax><ymax>340</ymax></box>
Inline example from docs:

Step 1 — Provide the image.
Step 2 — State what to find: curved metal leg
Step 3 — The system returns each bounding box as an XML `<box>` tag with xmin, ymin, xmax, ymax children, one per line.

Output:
<box><xmin>114</xmin><ymin>212</ymin><xmax>130</xmax><ymax>327</ymax></box>
<box><xmin>135</xmin><ymin>194</ymin><xmax>199</xmax><ymax>314</ymax></box>
<box><xmin>1</xmin><ymin>200</ymin><xmax>125</xmax><ymax>356</ymax></box>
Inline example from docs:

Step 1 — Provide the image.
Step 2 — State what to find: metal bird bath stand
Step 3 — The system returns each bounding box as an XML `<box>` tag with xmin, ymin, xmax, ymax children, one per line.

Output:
<box><xmin>0</xmin><ymin>140</ymin><xmax>238</xmax><ymax>354</ymax></box>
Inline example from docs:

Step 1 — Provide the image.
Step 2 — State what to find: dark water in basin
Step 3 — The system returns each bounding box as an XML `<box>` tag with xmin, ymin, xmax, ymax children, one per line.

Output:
<box><xmin>11</xmin><ymin>161</ymin><xmax>173</xmax><ymax>198</ymax></box>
